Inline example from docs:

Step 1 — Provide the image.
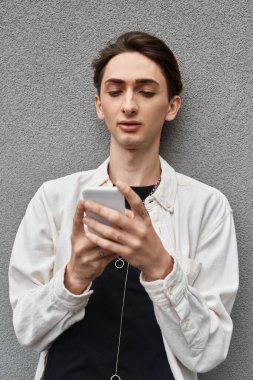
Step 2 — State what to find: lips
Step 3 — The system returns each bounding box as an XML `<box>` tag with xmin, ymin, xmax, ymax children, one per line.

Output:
<box><xmin>117</xmin><ymin>120</ymin><xmax>142</xmax><ymax>132</ymax></box>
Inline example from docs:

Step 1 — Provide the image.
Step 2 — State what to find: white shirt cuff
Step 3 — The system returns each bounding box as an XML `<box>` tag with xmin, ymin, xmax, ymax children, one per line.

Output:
<box><xmin>140</xmin><ymin>258</ymin><xmax>187</xmax><ymax>307</ymax></box>
<box><xmin>52</xmin><ymin>266</ymin><xmax>93</xmax><ymax>312</ymax></box>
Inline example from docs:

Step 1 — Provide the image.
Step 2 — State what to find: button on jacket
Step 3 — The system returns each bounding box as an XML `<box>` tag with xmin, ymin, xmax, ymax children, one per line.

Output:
<box><xmin>9</xmin><ymin>157</ymin><xmax>239</xmax><ymax>380</ymax></box>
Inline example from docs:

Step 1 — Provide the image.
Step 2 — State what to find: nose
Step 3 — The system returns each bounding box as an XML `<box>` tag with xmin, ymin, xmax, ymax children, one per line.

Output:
<box><xmin>121</xmin><ymin>92</ymin><xmax>138</xmax><ymax>115</ymax></box>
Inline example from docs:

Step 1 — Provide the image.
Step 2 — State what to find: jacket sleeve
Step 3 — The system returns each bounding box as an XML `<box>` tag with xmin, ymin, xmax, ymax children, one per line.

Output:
<box><xmin>9</xmin><ymin>185</ymin><xmax>93</xmax><ymax>353</ymax></box>
<box><xmin>140</xmin><ymin>194</ymin><xmax>239</xmax><ymax>373</ymax></box>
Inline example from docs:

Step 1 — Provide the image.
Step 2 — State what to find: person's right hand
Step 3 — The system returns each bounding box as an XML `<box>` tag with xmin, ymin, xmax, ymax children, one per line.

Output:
<box><xmin>64</xmin><ymin>200</ymin><xmax>117</xmax><ymax>295</ymax></box>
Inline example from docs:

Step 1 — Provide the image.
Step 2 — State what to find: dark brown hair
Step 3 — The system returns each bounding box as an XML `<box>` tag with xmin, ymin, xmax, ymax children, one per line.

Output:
<box><xmin>92</xmin><ymin>31</ymin><xmax>183</xmax><ymax>100</ymax></box>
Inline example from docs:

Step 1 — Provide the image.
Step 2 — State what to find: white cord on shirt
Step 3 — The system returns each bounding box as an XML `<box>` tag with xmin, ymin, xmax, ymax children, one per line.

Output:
<box><xmin>110</xmin><ymin>262</ymin><xmax>129</xmax><ymax>380</ymax></box>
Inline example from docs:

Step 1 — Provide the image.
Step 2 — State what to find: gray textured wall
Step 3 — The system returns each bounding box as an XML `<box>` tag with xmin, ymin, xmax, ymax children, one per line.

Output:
<box><xmin>1</xmin><ymin>1</ymin><xmax>252</xmax><ymax>379</ymax></box>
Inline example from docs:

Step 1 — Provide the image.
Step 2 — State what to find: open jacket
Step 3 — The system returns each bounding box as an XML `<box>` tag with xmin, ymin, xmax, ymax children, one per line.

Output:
<box><xmin>9</xmin><ymin>156</ymin><xmax>239</xmax><ymax>380</ymax></box>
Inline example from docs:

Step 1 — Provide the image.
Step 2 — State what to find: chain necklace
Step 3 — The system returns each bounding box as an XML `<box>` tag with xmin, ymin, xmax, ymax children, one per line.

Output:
<box><xmin>110</xmin><ymin>262</ymin><xmax>129</xmax><ymax>380</ymax></box>
<box><xmin>145</xmin><ymin>176</ymin><xmax>161</xmax><ymax>199</ymax></box>
<box><xmin>110</xmin><ymin>177</ymin><xmax>161</xmax><ymax>380</ymax></box>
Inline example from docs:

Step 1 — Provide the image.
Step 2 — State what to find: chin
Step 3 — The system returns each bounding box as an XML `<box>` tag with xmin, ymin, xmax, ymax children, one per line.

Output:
<box><xmin>111</xmin><ymin>133</ymin><xmax>150</xmax><ymax>150</ymax></box>
<box><xmin>119</xmin><ymin>141</ymin><xmax>144</xmax><ymax>150</ymax></box>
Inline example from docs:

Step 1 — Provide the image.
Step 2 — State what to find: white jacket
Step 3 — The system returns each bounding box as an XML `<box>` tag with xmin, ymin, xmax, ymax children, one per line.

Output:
<box><xmin>9</xmin><ymin>157</ymin><xmax>239</xmax><ymax>380</ymax></box>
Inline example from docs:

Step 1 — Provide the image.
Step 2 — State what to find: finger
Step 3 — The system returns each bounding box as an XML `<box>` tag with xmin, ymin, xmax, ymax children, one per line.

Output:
<box><xmin>84</xmin><ymin>200</ymin><xmax>130</xmax><ymax>230</ymax></box>
<box><xmin>86</xmin><ymin>231</ymin><xmax>130</xmax><ymax>257</ymax></box>
<box><xmin>125</xmin><ymin>209</ymin><xmax>134</xmax><ymax>219</ymax></box>
<box><xmin>98</xmin><ymin>249</ymin><xmax>108</xmax><ymax>259</ymax></box>
<box><xmin>83</xmin><ymin>216</ymin><xmax>130</xmax><ymax>244</ymax></box>
<box><xmin>116</xmin><ymin>180</ymin><xmax>149</xmax><ymax>221</ymax></box>
<box><xmin>72</xmin><ymin>200</ymin><xmax>86</xmax><ymax>236</ymax></box>
<box><xmin>100</xmin><ymin>252</ymin><xmax>118</xmax><ymax>267</ymax></box>
<box><xmin>97</xmin><ymin>249</ymin><xmax>116</xmax><ymax>260</ymax></box>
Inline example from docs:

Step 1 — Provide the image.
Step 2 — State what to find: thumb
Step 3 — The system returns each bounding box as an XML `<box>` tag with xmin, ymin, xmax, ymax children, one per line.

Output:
<box><xmin>72</xmin><ymin>200</ymin><xmax>86</xmax><ymax>237</ymax></box>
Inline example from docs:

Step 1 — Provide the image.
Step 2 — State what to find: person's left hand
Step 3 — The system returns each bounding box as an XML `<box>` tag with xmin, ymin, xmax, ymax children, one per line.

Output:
<box><xmin>83</xmin><ymin>180</ymin><xmax>174</xmax><ymax>281</ymax></box>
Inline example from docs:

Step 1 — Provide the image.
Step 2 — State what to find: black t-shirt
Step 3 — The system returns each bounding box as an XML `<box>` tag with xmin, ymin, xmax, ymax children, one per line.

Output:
<box><xmin>44</xmin><ymin>186</ymin><xmax>175</xmax><ymax>380</ymax></box>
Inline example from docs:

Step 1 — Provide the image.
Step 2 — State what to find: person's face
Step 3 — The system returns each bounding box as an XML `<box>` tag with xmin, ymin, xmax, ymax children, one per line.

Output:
<box><xmin>95</xmin><ymin>52</ymin><xmax>181</xmax><ymax>151</ymax></box>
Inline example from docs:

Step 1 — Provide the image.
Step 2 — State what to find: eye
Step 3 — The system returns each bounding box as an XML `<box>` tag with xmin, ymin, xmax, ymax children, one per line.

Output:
<box><xmin>140</xmin><ymin>91</ymin><xmax>155</xmax><ymax>98</ymax></box>
<box><xmin>107</xmin><ymin>90</ymin><xmax>122</xmax><ymax>97</ymax></box>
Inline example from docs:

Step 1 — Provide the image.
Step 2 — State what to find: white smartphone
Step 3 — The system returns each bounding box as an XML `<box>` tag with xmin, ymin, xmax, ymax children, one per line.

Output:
<box><xmin>82</xmin><ymin>187</ymin><xmax>125</xmax><ymax>232</ymax></box>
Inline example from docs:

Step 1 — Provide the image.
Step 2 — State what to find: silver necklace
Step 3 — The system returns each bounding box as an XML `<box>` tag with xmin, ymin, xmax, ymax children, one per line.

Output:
<box><xmin>110</xmin><ymin>177</ymin><xmax>161</xmax><ymax>380</ymax></box>
<box><xmin>146</xmin><ymin>176</ymin><xmax>161</xmax><ymax>198</ymax></box>
<box><xmin>110</xmin><ymin>262</ymin><xmax>129</xmax><ymax>380</ymax></box>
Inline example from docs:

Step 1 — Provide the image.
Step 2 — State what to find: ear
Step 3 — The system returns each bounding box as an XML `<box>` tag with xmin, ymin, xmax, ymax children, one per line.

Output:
<box><xmin>165</xmin><ymin>95</ymin><xmax>181</xmax><ymax>122</ymax></box>
<box><xmin>94</xmin><ymin>95</ymin><xmax>105</xmax><ymax>120</ymax></box>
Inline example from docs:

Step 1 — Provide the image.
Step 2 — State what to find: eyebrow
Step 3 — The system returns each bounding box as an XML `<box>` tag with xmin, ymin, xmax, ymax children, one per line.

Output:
<box><xmin>104</xmin><ymin>78</ymin><xmax>160</xmax><ymax>86</ymax></box>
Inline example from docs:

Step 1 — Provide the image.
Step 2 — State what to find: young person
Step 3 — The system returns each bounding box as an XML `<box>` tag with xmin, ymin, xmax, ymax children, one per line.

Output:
<box><xmin>9</xmin><ymin>31</ymin><xmax>239</xmax><ymax>380</ymax></box>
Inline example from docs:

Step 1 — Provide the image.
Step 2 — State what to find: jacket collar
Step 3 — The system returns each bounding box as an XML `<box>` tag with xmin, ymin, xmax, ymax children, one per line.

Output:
<box><xmin>153</xmin><ymin>156</ymin><xmax>177</xmax><ymax>213</ymax></box>
<box><xmin>88</xmin><ymin>156</ymin><xmax>177</xmax><ymax>213</ymax></box>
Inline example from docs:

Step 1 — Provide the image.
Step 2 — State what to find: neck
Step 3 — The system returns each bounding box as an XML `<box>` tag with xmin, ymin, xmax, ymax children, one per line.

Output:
<box><xmin>108</xmin><ymin>142</ymin><xmax>161</xmax><ymax>186</ymax></box>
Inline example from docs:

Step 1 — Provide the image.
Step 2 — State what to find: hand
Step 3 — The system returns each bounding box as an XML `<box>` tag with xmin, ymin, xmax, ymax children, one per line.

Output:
<box><xmin>65</xmin><ymin>200</ymin><xmax>117</xmax><ymax>295</ymax></box>
<box><xmin>83</xmin><ymin>181</ymin><xmax>174</xmax><ymax>281</ymax></box>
